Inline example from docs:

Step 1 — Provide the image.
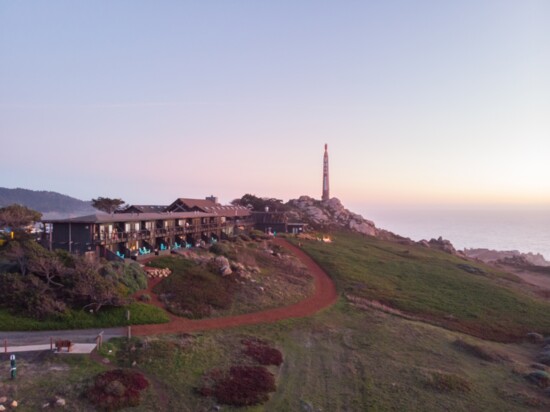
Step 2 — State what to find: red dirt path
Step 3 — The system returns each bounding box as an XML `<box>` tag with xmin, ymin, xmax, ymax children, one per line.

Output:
<box><xmin>131</xmin><ymin>238</ymin><xmax>338</xmax><ymax>336</ymax></box>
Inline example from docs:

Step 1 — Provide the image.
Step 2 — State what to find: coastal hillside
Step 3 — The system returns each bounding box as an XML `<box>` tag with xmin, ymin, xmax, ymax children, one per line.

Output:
<box><xmin>295</xmin><ymin>231</ymin><xmax>550</xmax><ymax>342</ymax></box>
<box><xmin>0</xmin><ymin>187</ymin><xmax>96</xmax><ymax>217</ymax></box>
<box><xmin>12</xmin><ymin>231</ymin><xmax>546</xmax><ymax>410</ymax></box>
<box><xmin>3</xmin><ymin>217</ymin><xmax>550</xmax><ymax>408</ymax></box>
<box><xmin>285</xmin><ymin>197</ymin><xmax>458</xmax><ymax>253</ymax></box>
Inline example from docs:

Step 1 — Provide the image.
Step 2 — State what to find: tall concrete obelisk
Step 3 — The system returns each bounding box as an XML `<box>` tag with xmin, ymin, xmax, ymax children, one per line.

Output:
<box><xmin>322</xmin><ymin>144</ymin><xmax>330</xmax><ymax>201</ymax></box>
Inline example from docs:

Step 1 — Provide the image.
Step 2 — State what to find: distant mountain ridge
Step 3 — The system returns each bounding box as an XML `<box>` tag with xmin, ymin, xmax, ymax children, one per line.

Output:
<box><xmin>0</xmin><ymin>187</ymin><xmax>96</xmax><ymax>217</ymax></box>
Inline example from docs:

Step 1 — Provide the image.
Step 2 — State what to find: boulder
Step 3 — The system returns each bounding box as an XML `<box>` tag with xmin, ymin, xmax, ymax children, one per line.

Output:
<box><xmin>211</xmin><ymin>256</ymin><xmax>233</xmax><ymax>276</ymax></box>
<box><xmin>349</xmin><ymin>219</ymin><xmax>376</xmax><ymax>236</ymax></box>
<box><xmin>55</xmin><ymin>398</ymin><xmax>66</xmax><ymax>407</ymax></box>
<box><xmin>305</xmin><ymin>206</ymin><xmax>330</xmax><ymax>224</ymax></box>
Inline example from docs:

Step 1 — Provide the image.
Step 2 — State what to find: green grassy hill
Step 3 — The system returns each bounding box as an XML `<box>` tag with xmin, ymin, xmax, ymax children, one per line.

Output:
<box><xmin>293</xmin><ymin>232</ymin><xmax>550</xmax><ymax>342</ymax></box>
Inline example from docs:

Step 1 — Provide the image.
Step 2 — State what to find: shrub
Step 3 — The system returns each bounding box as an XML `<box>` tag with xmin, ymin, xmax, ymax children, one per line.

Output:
<box><xmin>242</xmin><ymin>338</ymin><xmax>283</xmax><ymax>366</ymax></box>
<box><xmin>199</xmin><ymin>366</ymin><xmax>276</xmax><ymax>406</ymax></box>
<box><xmin>250</xmin><ymin>230</ymin><xmax>269</xmax><ymax>240</ymax></box>
<box><xmin>424</xmin><ymin>371</ymin><xmax>471</xmax><ymax>393</ymax></box>
<box><xmin>209</xmin><ymin>243</ymin><xmax>226</xmax><ymax>255</ymax></box>
<box><xmin>0</xmin><ymin>272</ymin><xmax>67</xmax><ymax>319</ymax></box>
<box><xmin>87</xmin><ymin>369</ymin><xmax>149</xmax><ymax>411</ymax></box>
<box><xmin>139</xmin><ymin>293</ymin><xmax>151</xmax><ymax>302</ymax></box>
<box><xmin>102</xmin><ymin>262</ymin><xmax>147</xmax><ymax>294</ymax></box>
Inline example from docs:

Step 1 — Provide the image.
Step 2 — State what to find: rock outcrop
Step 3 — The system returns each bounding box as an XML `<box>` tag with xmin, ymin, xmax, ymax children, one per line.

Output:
<box><xmin>464</xmin><ymin>248</ymin><xmax>550</xmax><ymax>267</ymax></box>
<box><xmin>416</xmin><ymin>236</ymin><xmax>465</xmax><ymax>256</ymax></box>
<box><xmin>287</xmin><ymin>196</ymin><xmax>378</xmax><ymax>236</ymax></box>
<box><xmin>144</xmin><ymin>267</ymin><xmax>172</xmax><ymax>279</ymax></box>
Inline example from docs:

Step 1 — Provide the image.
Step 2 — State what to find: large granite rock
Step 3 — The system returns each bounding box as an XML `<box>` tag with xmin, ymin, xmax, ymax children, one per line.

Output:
<box><xmin>210</xmin><ymin>256</ymin><xmax>233</xmax><ymax>276</ymax></box>
<box><xmin>287</xmin><ymin>196</ymin><xmax>378</xmax><ymax>236</ymax></box>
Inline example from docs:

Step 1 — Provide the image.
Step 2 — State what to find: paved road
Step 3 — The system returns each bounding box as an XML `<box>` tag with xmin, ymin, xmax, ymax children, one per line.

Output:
<box><xmin>0</xmin><ymin>327</ymin><xmax>125</xmax><ymax>346</ymax></box>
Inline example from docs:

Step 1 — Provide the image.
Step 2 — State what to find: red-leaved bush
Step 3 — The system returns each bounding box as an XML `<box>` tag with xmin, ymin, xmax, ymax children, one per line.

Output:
<box><xmin>241</xmin><ymin>338</ymin><xmax>283</xmax><ymax>366</ymax></box>
<box><xmin>198</xmin><ymin>366</ymin><xmax>276</xmax><ymax>406</ymax></box>
<box><xmin>87</xmin><ymin>369</ymin><xmax>149</xmax><ymax>411</ymax></box>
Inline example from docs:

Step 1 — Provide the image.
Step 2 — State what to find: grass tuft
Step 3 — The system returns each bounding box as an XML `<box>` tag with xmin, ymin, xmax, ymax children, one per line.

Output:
<box><xmin>423</xmin><ymin>370</ymin><xmax>472</xmax><ymax>393</ymax></box>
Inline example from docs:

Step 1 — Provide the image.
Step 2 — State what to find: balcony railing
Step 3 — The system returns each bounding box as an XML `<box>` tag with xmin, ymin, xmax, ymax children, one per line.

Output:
<box><xmin>95</xmin><ymin>222</ymin><xmax>240</xmax><ymax>245</ymax></box>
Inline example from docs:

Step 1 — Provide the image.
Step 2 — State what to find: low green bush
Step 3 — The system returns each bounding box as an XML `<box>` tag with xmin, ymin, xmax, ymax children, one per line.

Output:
<box><xmin>0</xmin><ymin>302</ymin><xmax>169</xmax><ymax>331</ymax></box>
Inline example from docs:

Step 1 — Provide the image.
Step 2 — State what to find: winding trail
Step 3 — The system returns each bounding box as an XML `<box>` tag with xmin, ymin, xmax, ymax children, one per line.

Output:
<box><xmin>131</xmin><ymin>238</ymin><xmax>338</xmax><ymax>336</ymax></box>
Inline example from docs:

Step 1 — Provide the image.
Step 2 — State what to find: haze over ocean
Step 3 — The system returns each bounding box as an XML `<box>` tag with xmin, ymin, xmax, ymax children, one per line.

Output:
<box><xmin>360</xmin><ymin>207</ymin><xmax>550</xmax><ymax>260</ymax></box>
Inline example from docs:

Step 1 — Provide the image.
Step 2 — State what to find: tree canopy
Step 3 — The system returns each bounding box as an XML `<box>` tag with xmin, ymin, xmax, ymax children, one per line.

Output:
<box><xmin>0</xmin><ymin>204</ymin><xmax>42</xmax><ymax>230</ymax></box>
<box><xmin>0</xmin><ymin>239</ymin><xmax>147</xmax><ymax>319</ymax></box>
<box><xmin>231</xmin><ymin>194</ymin><xmax>288</xmax><ymax>212</ymax></box>
<box><xmin>91</xmin><ymin>197</ymin><xmax>125</xmax><ymax>214</ymax></box>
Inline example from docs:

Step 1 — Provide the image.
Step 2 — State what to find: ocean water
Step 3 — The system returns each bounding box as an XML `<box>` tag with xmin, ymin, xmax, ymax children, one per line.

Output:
<box><xmin>360</xmin><ymin>208</ymin><xmax>550</xmax><ymax>260</ymax></box>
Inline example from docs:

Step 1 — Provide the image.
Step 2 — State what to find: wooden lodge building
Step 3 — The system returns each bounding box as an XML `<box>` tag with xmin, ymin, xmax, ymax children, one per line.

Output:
<box><xmin>42</xmin><ymin>197</ymin><xmax>253</xmax><ymax>261</ymax></box>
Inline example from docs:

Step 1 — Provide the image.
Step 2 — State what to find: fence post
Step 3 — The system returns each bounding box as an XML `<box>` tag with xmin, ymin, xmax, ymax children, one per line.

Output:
<box><xmin>127</xmin><ymin>326</ymin><xmax>131</xmax><ymax>339</ymax></box>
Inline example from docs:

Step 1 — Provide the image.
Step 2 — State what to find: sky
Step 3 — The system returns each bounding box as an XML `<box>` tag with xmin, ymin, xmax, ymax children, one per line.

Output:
<box><xmin>1</xmin><ymin>1</ymin><xmax>549</xmax><ymax>211</ymax></box>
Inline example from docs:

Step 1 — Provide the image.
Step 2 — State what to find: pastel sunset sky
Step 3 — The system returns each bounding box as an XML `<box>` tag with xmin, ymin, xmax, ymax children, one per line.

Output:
<box><xmin>1</xmin><ymin>1</ymin><xmax>549</xmax><ymax>209</ymax></box>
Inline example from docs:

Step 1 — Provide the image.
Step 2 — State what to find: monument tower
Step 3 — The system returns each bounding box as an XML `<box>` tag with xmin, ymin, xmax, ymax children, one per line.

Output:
<box><xmin>322</xmin><ymin>144</ymin><xmax>330</xmax><ymax>201</ymax></box>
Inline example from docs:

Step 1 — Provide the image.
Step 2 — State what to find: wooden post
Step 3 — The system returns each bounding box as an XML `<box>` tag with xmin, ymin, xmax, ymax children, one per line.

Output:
<box><xmin>97</xmin><ymin>331</ymin><xmax>104</xmax><ymax>350</ymax></box>
<box><xmin>127</xmin><ymin>326</ymin><xmax>131</xmax><ymax>339</ymax></box>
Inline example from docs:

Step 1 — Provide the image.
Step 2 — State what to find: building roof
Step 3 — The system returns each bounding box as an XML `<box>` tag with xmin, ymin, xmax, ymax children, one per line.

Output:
<box><xmin>167</xmin><ymin>198</ymin><xmax>219</xmax><ymax>211</ymax></box>
<box><xmin>202</xmin><ymin>205</ymin><xmax>251</xmax><ymax>216</ymax></box>
<box><xmin>117</xmin><ymin>205</ymin><xmax>168</xmax><ymax>213</ymax></box>
<box><xmin>42</xmin><ymin>211</ymin><xmax>217</xmax><ymax>224</ymax></box>
<box><xmin>165</xmin><ymin>198</ymin><xmax>250</xmax><ymax>216</ymax></box>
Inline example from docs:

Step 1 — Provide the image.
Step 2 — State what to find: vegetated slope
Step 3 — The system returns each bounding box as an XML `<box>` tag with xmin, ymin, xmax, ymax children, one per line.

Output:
<box><xmin>0</xmin><ymin>187</ymin><xmax>95</xmax><ymax>215</ymax></box>
<box><xmin>101</xmin><ymin>305</ymin><xmax>549</xmax><ymax>411</ymax></box>
<box><xmin>142</xmin><ymin>239</ymin><xmax>315</xmax><ymax>321</ymax></box>
<box><xmin>296</xmin><ymin>232</ymin><xmax>550</xmax><ymax>342</ymax></box>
